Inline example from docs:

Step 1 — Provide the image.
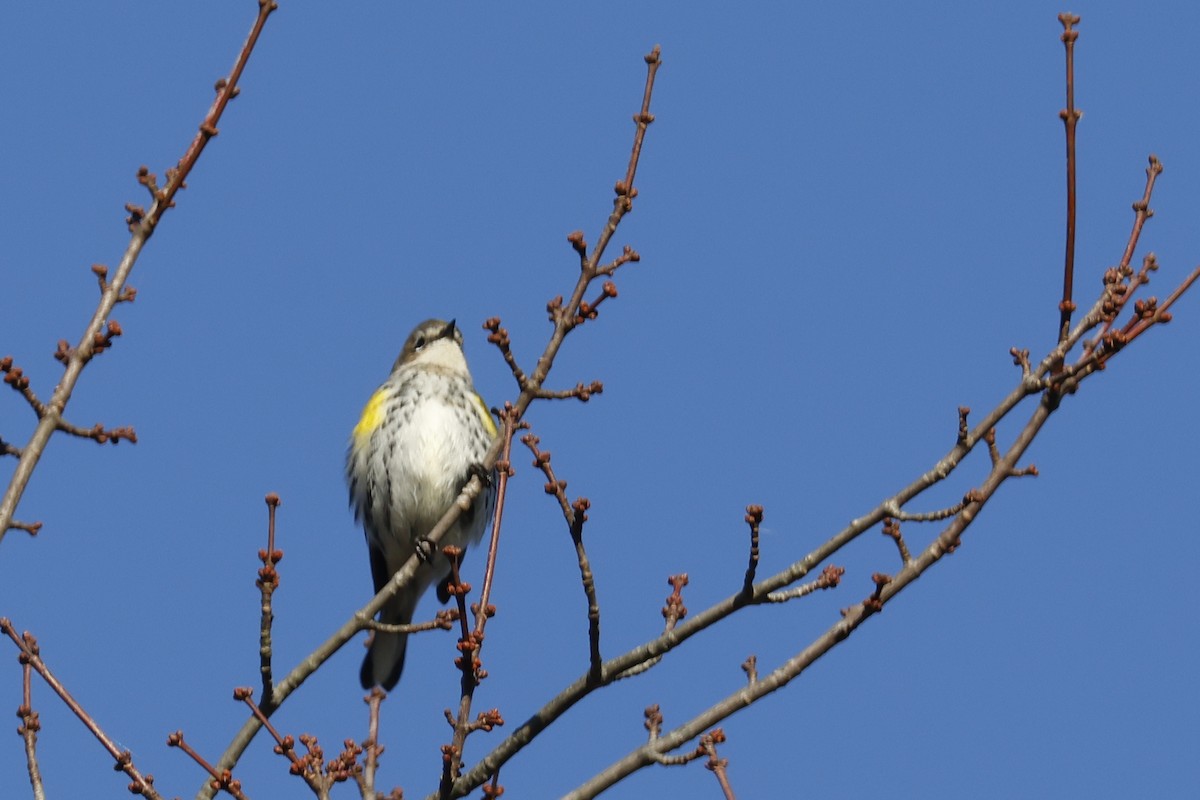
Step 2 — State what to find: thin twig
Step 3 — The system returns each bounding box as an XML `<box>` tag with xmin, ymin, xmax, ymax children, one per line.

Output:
<box><xmin>523</xmin><ymin>432</ymin><xmax>604</xmax><ymax>677</ymax></box>
<box><xmin>0</xmin><ymin>620</ymin><xmax>164</xmax><ymax>799</ymax></box>
<box><xmin>18</xmin><ymin>652</ymin><xmax>46</xmax><ymax>800</ymax></box>
<box><xmin>741</xmin><ymin>505</ymin><xmax>762</xmax><ymax>596</ymax></box>
<box><xmin>1057</xmin><ymin>12</ymin><xmax>1082</xmax><ymax>344</ymax></box>
<box><xmin>701</xmin><ymin>730</ymin><xmax>736</xmax><ymax>800</ymax></box>
<box><xmin>443</xmin><ymin>405</ymin><xmax>521</xmax><ymax>789</ymax></box>
<box><xmin>881</xmin><ymin>518</ymin><xmax>912</xmax><ymax>565</ymax></box>
<box><xmin>610</xmin><ymin>575</ymin><xmax>688</xmax><ymax>681</ymax></box>
<box><xmin>257</xmin><ymin>493</ymin><xmax>282</xmax><ymax>707</ymax></box>
<box><xmin>1083</xmin><ymin>157</ymin><xmax>1165</xmax><ymax>359</ymax></box>
<box><xmin>363</xmin><ymin>688</ymin><xmax>386</xmax><ymax>800</ymax></box>
<box><xmin>233</xmin><ymin>688</ymin><xmax>332</xmax><ymax>796</ymax></box>
<box><xmin>5</xmin><ymin>520</ymin><xmax>42</xmax><ymax>537</ymax></box>
<box><xmin>167</xmin><ymin>731</ymin><xmax>248</xmax><ymax>800</ymax></box>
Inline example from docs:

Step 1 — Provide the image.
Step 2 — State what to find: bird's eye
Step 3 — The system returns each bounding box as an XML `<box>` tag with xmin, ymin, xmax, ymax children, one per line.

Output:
<box><xmin>414</xmin><ymin>336</ymin><xmax>426</xmax><ymax>350</ymax></box>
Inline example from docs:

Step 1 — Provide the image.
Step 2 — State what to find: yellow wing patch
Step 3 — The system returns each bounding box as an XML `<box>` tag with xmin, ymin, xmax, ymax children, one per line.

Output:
<box><xmin>353</xmin><ymin>389</ymin><xmax>388</xmax><ymax>443</ymax></box>
<box><xmin>472</xmin><ymin>392</ymin><xmax>498</xmax><ymax>438</ymax></box>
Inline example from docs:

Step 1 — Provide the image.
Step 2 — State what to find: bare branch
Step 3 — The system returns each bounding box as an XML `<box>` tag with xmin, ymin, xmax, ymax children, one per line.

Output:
<box><xmin>0</xmin><ymin>0</ymin><xmax>277</xmax><ymax>545</ymax></box>
<box><xmin>168</xmin><ymin>730</ymin><xmax>249</xmax><ymax>800</ymax></box>
<box><xmin>1057</xmin><ymin>12</ymin><xmax>1083</xmax><ymax>344</ymax></box>
<box><xmin>257</xmin><ymin>493</ymin><xmax>283</xmax><ymax>707</ymax></box>
<box><xmin>741</xmin><ymin>505</ymin><xmax>762</xmax><ymax>595</ymax></box>
<box><xmin>1</xmin><ymin>620</ymin><xmax>165</xmax><ymax>799</ymax></box>
<box><xmin>17</xmin><ymin>651</ymin><xmax>45</xmax><ymax>800</ymax></box>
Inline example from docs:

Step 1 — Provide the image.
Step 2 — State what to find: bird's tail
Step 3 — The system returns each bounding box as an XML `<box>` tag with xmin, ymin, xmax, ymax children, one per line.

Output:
<box><xmin>361</xmin><ymin>587</ymin><xmax>420</xmax><ymax>690</ymax></box>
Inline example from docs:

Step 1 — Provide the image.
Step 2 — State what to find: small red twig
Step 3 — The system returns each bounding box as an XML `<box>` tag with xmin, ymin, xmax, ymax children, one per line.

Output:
<box><xmin>741</xmin><ymin>655</ymin><xmax>757</xmax><ymax>685</ymax></box>
<box><xmin>663</xmin><ymin>574</ymin><xmax>689</xmax><ymax>629</ymax></box>
<box><xmin>765</xmin><ymin>564</ymin><xmax>845</xmax><ymax>603</ymax></box>
<box><xmin>881</xmin><ymin>518</ymin><xmax>912</xmax><ymax>565</ymax></box>
<box><xmin>863</xmin><ymin>573</ymin><xmax>893</xmax><ymax>614</ymax></box>
<box><xmin>575</xmin><ymin>280</ymin><xmax>620</xmax><ymax>325</ymax></box>
<box><xmin>257</xmin><ymin>493</ymin><xmax>283</xmax><ymax>708</ymax></box>
<box><xmin>234</xmin><ymin>687</ymin><xmax>362</xmax><ymax>794</ymax></box>
<box><xmin>1</xmin><ymin>356</ymin><xmax>46</xmax><ymax>417</ymax></box>
<box><xmin>168</xmin><ymin>731</ymin><xmax>247</xmax><ymax>800</ymax></box>
<box><xmin>700</xmin><ymin>729</ymin><xmax>736</xmax><ymax>800</ymax></box>
<box><xmin>483</xmin><ymin>317</ymin><xmax>529</xmax><ymax>392</ymax></box>
<box><xmin>54</xmin><ymin>420</ymin><xmax>138</xmax><ymax>445</ymax></box>
<box><xmin>523</xmin><ymin>431</ymin><xmax>603</xmax><ymax>676</ymax></box>
<box><xmin>1057</xmin><ymin>12</ymin><xmax>1082</xmax><ymax>345</ymax></box>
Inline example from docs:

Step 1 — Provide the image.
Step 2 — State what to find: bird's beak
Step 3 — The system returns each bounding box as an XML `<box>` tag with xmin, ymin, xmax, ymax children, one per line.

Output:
<box><xmin>443</xmin><ymin>319</ymin><xmax>457</xmax><ymax>340</ymax></box>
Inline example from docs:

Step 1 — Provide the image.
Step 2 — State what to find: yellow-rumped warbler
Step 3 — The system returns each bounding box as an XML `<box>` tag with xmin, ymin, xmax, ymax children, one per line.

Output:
<box><xmin>347</xmin><ymin>318</ymin><xmax>498</xmax><ymax>690</ymax></box>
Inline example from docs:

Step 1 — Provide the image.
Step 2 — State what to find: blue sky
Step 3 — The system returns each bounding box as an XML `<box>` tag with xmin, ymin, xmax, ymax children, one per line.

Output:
<box><xmin>2</xmin><ymin>2</ymin><xmax>1198</xmax><ymax>798</ymax></box>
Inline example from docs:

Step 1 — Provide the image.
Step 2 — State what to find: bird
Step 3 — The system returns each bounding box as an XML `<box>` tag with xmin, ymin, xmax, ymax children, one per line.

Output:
<box><xmin>346</xmin><ymin>318</ymin><xmax>497</xmax><ymax>690</ymax></box>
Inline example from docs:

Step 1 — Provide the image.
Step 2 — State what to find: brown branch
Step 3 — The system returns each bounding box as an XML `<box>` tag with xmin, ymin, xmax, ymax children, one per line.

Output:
<box><xmin>1119</xmin><ymin>264</ymin><xmax>1200</xmax><ymax>346</ymax></box>
<box><xmin>0</xmin><ymin>620</ymin><xmax>164</xmax><ymax>799</ymax></box>
<box><xmin>1057</xmin><ymin>12</ymin><xmax>1082</xmax><ymax>344</ymax></box>
<box><xmin>482</xmin><ymin>768</ymin><xmax>504</xmax><ymax>799</ymax></box>
<box><xmin>575</xmin><ymin>280</ymin><xmax>619</xmax><ymax>325</ymax></box>
<box><xmin>881</xmin><ymin>518</ymin><xmax>912</xmax><ymax>565</ymax></box>
<box><xmin>6</xmin><ymin>520</ymin><xmax>42</xmax><ymax>537</ymax></box>
<box><xmin>640</xmin><ymin>717</ymin><xmax>736</xmax><ymax>800</ymax></box>
<box><xmin>612</xmin><ymin>575</ymin><xmax>688</xmax><ymax>681</ymax></box>
<box><xmin>54</xmin><ymin>420</ymin><xmax>138</xmax><ymax>445</ymax></box>
<box><xmin>364</xmin><ymin>609</ymin><xmax>458</xmax><ymax>635</ymax></box>
<box><xmin>1083</xmin><ymin>158</ymin><xmax>1165</xmax><ymax>360</ymax></box>
<box><xmin>233</xmin><ymin>687</ymin><xmax>341</xmax><ymax>797</ymax></box>
<box><xmin>361</xmin><ymin>688</ymin><xmax>387</xmax><ymax>799</ymax></box>
<box><xmin>17</xmin><ymin>651</ymin><xmax>45</xmax><ymax>800</ymax></box>
<box><xmin>168</xmin><ymin>731</ymin><xmax>248</xmax><ymax>800</ymax></box>
<box><xmin>764</xmin><ymin>564</ymin><xmax>844</xmax><ymax>603</ymax></box>
<box><xmin>741</xmin><ymin>505</ymin><xmax>762</xmax><ymax>595</ymax></box>
<box><xmin>0</xmin><ymin>0</ymin><xmax>277</xmax><ymax>545</ymax></box>
<box><xmin>483</xmin><ymin>317</ymin><xmax>529</xmax><ymax>392</ymax></box>
<box><xmin>1</xmin><ymin>357</ymin><xmax>46</xmax><ymax>417</ymax></box>
<box><xmin>701</xmin><ymin>730</ymin><xmax>736</xmax><ymax>800</ymax></box>
<box><xmin>1010</xmin><ymin>348</ymin><xmax>1032</xmax><ymax>377</ymax></box>
<box><xmin>595</xmin><ymin>245</ymin><xmax>641</xmax><ymax>277</ymax></box>
<box><xmin>523</xmin><ymin>432</ymin><xmax>603</xmax><ymax>677</ymax></box>
<box><xmin>740</xmin><ymin>656</ymin><xmax>757</xmax><ymax>685</ymax></box>
<box><xmin>257</xmin><ymin>493</ymin><xmax>283</xmax><ymax>707</ymax></box>
<box><xmin>443</xmin><ymin>405</ymin><xmax>521</xmax><ymax>790</ymax></box>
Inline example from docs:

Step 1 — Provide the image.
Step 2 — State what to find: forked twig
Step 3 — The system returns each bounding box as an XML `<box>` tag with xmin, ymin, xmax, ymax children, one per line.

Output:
<box><xmin>1</xmin><ymin>620</ymin><xmax>164</xmax><ymax>799</ymax></box>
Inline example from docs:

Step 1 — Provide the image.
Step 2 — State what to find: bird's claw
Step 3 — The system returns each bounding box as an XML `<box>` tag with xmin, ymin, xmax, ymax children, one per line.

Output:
<box><xmin>468</xmin><ymin>462</ymin><xmax>493</xmax><ymax>488</ymax></box>
<box><xmin>414</xmin><ymin>537</ymin><xmax>436</xmax><ymax>563</ymax></box>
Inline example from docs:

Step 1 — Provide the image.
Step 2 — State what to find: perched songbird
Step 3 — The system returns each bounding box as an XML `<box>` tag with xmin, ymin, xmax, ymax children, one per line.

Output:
<box><xmin>347</xmin><ymin>318</ymin><xmax>498</xmax><ymax>690</ymax></box>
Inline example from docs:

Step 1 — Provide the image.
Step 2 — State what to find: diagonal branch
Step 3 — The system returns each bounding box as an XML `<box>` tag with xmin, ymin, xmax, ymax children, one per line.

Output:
<box><xmin>0</xmin><ymin>0</ymin><xmax>277</xmax><ymax>546</ymax></box>
<box><xmin>1</xmin><ymin>620</ymin><xmax>165</xmax><ymax>799</ymax></box>
<box><xmin>1057</xmin><ymin>12</ymin><xmax>1082</xmax><ymax>344</ymax></box>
